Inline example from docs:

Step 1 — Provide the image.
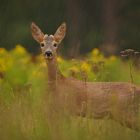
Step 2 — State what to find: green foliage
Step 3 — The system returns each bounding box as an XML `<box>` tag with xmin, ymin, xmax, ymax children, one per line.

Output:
<box><xmin>0</xmin><ymin>45</ymin><xmax>140</xmax><ymax>140</ymax></box>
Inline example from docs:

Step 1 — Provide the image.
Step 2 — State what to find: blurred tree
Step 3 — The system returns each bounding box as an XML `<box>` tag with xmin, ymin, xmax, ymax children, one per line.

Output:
<box><xmin>66</xmin><ymin>0</ymin><xmax>82</xmax><ymax>57</ymax></box>
<box><xmin>100</xmin><ymin>0</ymin><xmax>120</xmax><ymax>55</ymax></box>
<box><xmin>120</xmin><ymin>0</ymin><xmax>140</xmax><ymax>51</ymax></box>
<box><xmin>0</xmin><ymin>0</ymin><xmax>140</xmax><ymax>55</ymax></box>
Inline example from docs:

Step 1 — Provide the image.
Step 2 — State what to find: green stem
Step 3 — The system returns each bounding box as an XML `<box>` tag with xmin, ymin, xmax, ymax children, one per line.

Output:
<box><xmin>129</xmin><ymin>59</ymin><xmax>134</xmax><ymax>84</ymax></box>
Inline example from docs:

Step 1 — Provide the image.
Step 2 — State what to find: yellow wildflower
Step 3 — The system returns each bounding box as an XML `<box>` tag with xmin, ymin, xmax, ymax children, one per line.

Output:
<box><xmin>57</xmin><ymin>56</ymin><xmax>63</xmax><ymax>63</ymax></box>
<box><xmin>14</xmin><ymin>44</ymin><xmax>26</xmax><ymax>54</ymax></box>
<box><xmin>109</xmin><ymin>55</ymin><xmax>117</xmax><ymax>61</ymax></box>
<box><xmin>81</xmin><ymin>62</ymin><xmax>91</xmax><ymax>73</ymax></box>
<box><xmin>69</xmin><ymin>66</ymin><xmax>79</xmax><ymax>73</ymax></box>
<box><xmin>92</xmin><ymin>48</ymin><xmax>100</xmax><ymax>56</ymax></box>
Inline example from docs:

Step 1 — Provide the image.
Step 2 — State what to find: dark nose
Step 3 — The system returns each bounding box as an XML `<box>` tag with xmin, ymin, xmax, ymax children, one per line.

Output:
<box><xmin>45</xmin><ymin>51</ymin><xmax>52</xmax><ymax>57</ymax></box>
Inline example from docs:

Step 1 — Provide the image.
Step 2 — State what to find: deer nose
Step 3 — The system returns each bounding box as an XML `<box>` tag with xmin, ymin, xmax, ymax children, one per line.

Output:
<box><xmin>45</xmin><ymin>51</ymin><xmax>53</xmax><ymax>57</ymax></box>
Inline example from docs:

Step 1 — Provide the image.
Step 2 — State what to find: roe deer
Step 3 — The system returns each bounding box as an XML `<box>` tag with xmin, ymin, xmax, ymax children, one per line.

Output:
<box><xmin>31</xmin><ymin>22</ymin><xmax>140</xmax><ymax>131</ymax></box>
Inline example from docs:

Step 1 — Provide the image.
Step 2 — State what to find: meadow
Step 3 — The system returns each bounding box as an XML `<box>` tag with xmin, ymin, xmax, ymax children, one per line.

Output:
<box><xmin>0</xmin><ymin>45</ymin><xmax>140</xmax><ymax>140</ymax></box>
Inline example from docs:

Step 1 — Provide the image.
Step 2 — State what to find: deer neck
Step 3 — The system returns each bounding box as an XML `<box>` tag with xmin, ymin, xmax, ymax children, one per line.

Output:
<box><xmin>47</xmin><ymin>57</ymin><xmax>58</xmax><ymax>82</ymax></box>
<box><xmin>46</xmin><ymin>57</ymin><xmax>64</xmax><ymax>86</ymax></box>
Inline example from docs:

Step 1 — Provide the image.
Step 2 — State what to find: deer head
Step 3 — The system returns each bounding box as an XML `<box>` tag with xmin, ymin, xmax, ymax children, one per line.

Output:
<box><xmin>31</xmin><ymin>22</ymin><xmax>66</xmax><ymax>60</ymax></box>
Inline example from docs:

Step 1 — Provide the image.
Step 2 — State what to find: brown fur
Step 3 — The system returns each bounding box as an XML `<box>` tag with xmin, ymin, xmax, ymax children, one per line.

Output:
<box><xmin>56</xmin><ymin>77</ymin><xmax>140</xmax><ymax>130</ymax></box>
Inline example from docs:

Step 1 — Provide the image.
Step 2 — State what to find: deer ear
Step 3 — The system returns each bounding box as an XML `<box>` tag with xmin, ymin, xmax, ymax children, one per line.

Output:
<box><xmin>54</xmin><ymin>22</ymin><xmax>66</xmax><ymax>43</ymax></box>
<box><xmin>31</xmin><ymin>22</ymin><xmax>44</xmax><ymax>43</ymax></box>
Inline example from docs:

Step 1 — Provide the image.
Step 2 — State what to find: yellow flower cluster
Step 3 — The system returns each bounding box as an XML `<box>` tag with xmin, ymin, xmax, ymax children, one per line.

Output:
<box><xmin>92</xmin><ymin>48</ymin><xmax>99</xmax><ymax>56</ymax></box>
<box><xmin>57</xmin><ymin>56</ymin><xmax>64</xmax><ymax>63</ymax></box>
<box><xmin>109</xmin><ymin>55</ymin><xmax>117</xmax><ymax>61</ymax></box>
<box><xmin>69</xmin><ymin>66</ymin><xmax>79</xmax><ymax>73</ymax></box>
<box><xmin>0</xmin><ymin>45</ymin><xmax>124</xmax><ymax>84</ymax></box>
<box><xmin>13</xmin><ymin>44</ymin><xmax>27</xmax><ymax>55</ymax></box>
<box><xmin>81</xmin><ymin>62</ymin><xmax>91</xmax><ymax>73</ymax></box>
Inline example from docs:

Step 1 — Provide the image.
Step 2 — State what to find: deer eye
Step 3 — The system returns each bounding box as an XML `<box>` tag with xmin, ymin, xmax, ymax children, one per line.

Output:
<box><xmin>53</xmin><ymin>43</ymin><xmax>57</xmax><ymax>47</ymax></box>
<box><xmin>40</xmin><ymin>43</ymin><xmax>44</xmax><ymax>47</ymax></box>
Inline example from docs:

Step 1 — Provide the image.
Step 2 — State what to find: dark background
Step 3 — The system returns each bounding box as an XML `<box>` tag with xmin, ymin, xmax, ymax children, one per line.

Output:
<box><xmin>0</xmin><ymin>0</ymin><xmax>140</xmax><ymax>57</ymax></box>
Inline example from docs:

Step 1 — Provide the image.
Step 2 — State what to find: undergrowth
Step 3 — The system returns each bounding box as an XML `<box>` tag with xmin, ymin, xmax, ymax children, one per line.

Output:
<box><xmin>0</xmin><ymin>45</ymin><xmax>140</xmax><ymax>140</ymax></box>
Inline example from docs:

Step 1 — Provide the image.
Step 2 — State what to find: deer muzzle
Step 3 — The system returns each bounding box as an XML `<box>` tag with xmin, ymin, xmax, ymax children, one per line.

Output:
<box><xmin>45</xmin><ymin>51</ymin><xmax>53</xmax><ymax>59</ymax></box>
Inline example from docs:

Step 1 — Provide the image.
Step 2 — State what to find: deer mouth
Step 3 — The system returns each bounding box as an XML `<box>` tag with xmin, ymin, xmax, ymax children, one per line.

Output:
<box><xmin>46</xmin><ymin>56</ymin><xmax>53</xmax><ymax>60</ymax></box>
<box><xmin>45</xmin><ymin>55</ymin><xmax>53</xmax><ymax>60</ymax></box>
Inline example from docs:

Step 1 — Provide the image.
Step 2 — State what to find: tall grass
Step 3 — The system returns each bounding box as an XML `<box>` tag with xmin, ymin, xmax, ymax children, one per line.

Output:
<box><xmin>0</xmin><ymin>45</ymin><xmax>140</xmax><ymax>140</ymax></box>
